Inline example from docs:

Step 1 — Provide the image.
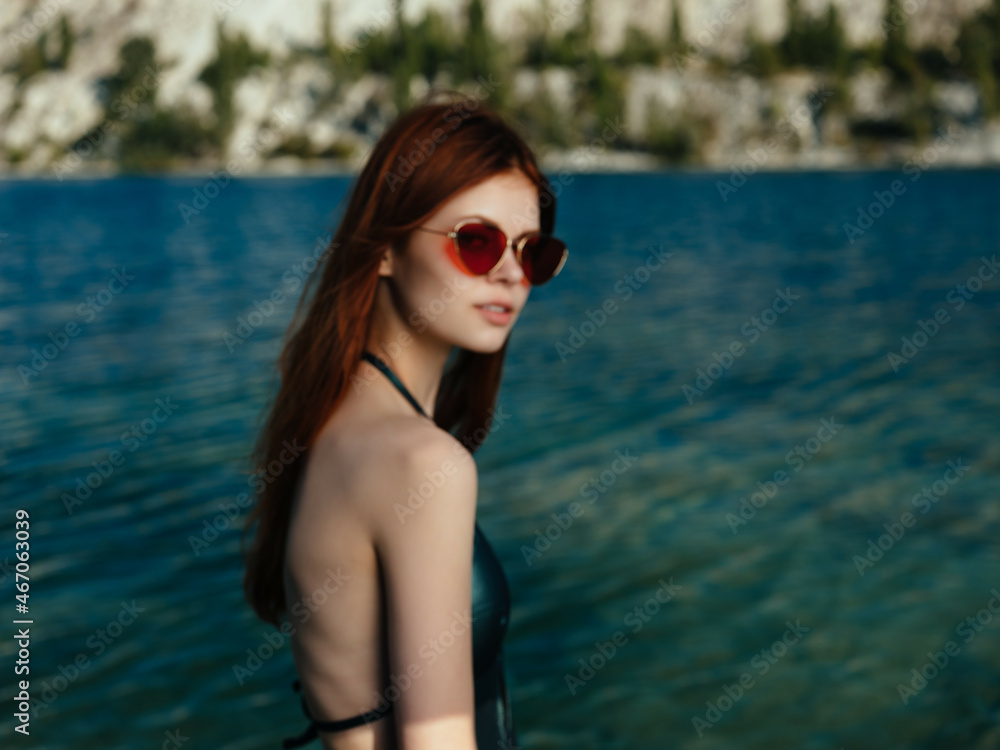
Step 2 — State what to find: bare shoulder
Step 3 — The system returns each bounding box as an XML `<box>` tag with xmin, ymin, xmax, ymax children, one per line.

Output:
<box><xmin>362</xmin><ymin>418</ymin><xmax>480</xmax><ymax>746</ymax></box>
<box><xmin>315</xmin><ymin>414</ymin><xmax>478</xmax><ymax>534</ymax></box>
<box><xmin>373</xmin><ymin>418</ymin><xmax>478</xmax><ymax>538</ymax></box>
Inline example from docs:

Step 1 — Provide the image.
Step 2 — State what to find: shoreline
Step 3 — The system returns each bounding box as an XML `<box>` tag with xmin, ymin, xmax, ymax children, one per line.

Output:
<box><xmin>2</xmin><ymin>158</ymin><xmax>998</xmax><ymax>182</ymax></box>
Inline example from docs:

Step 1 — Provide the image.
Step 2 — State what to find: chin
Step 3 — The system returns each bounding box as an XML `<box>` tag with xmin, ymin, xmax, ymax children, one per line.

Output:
<box><xmin>452</xmin><ymin>326</ymin><xmax>513</xmax><ymax>354</ymax></box>
<box><xmin>460</xmin><ymin>337</ymin><xmax>510</xmax><ymax>355</ymax></box>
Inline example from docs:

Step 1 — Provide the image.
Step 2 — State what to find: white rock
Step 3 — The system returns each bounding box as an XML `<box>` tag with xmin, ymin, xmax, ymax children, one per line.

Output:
<box><xmin>932</xmin><ymin>80</ymin><xmax>980</xmax><ymax>120</ymax></box>
<box><xmin>850</xmin><ymin>67</ymin><xmax>894</xmax><ymax>119</ymax></box>
<box><xmin>3</xmin><ymin>69</ymin><xmax>103</xmax><ymax>152</ymax></box>
<box><xmin>0</xmin><ymin>0</ymin><xmax>998</xmax><ymax>171</ymax></box>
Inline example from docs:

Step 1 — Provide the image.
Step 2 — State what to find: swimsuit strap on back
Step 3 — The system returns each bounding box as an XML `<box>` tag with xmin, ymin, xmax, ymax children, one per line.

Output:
<box><xmin>362</xmin><ymin>350</ymin><xmax>430</xmax><ymax>419</ymax></box>
<box><xmin>281</xmin><ymin>680</ymin><xmax>393</xmax><ymax>749</ymax></box>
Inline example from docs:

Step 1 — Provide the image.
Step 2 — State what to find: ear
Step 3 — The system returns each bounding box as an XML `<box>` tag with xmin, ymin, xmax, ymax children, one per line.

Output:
<box><xmin>377</xmin><ymin>245</ymin><xmax>393</xmax><ymax>277</ymax></box>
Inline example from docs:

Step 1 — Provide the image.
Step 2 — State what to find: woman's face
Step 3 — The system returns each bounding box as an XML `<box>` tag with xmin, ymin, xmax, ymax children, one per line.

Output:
<box><xmin>383</xmin><ymin>169</ymin><xmax>540</xmax><ymax>354</ymax></box>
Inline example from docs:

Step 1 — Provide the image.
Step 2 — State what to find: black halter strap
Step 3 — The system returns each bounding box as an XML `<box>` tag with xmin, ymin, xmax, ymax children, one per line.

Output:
<box><xmin>362</xmin><ymin>350</ymin><xmax>430</xmax><ymax>419</ymax></box>
<box><xmin>281</xmin><ymin>679</ymin><xmax>394</xmax><ymax>748</ymax></box>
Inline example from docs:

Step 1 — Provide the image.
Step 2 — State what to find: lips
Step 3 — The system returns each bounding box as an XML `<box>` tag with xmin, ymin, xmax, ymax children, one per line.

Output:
<box><xmin>475</xmin><ymin>300</ymin><xmax>513</xmax><ymax>313</ymax></box>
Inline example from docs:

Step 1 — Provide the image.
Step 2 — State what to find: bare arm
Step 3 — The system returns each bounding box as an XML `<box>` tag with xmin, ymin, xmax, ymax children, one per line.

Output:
<box><xmin>372</xmin><ymin>429</ymin><xmax>479</xmax><ymax>750</ymax></box>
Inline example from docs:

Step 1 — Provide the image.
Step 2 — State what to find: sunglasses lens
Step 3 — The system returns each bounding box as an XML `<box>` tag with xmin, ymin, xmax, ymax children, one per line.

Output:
<box><xmin>521</xmin><ymin>236</ymin><xmax>567</xmax><ymax>285</ymax></box>
<box><xmin>454</xmin><ymin>223</ymin><xmax>505</xmax><ymax>274</ymax></box>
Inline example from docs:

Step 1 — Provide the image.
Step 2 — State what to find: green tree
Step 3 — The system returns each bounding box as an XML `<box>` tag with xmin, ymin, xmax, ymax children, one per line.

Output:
<box><xmin>198</xmin><ymin>24</ymin><xmax>270</xmax><ymax>146</ymax></box>
<box><xmin>511</xmin><ymin>90</ymin><xmax>573</xmax><ymax>148</ymax></box>
<box><xmin>816</xmin><ymin>6</ymin><xmax>849</xmax><ymax>75</ymax></box>
<box><xmin>319</xmin><ymin>0</ymin><xmax>350</xmax><ymax>81</ymax></box>
<box><xmin>105</xmin><ymin>37</ymin><xmax>159</xmax><ymax>111</ymax></box>
<box><xmin>644</xmin><ymin>102</ymin><xmax>711</xmax><ymax>164</ymax></box>
<box><xmin>388</xmin><ymin>4</ymin><xmax>414</xmax><ymax>111</ymax></box>
<box><xmin>743</xmin><ymin>34</ymin><xmax>782</xmax><ymax>77</ymax></box>
<box><xmin>408</xmin><ymin>10</ymin><xmax>456</xmax><ymax>81</ymax></box>
<box><xmin>454</xmin><ymin>0</ymin><xmax>498</xmax><ymax>84</ymax></box>
<box><xmin>779</xmin><ymin>0</ymin><xmax>849</xmax><ymax>74</ymax></box>
<box><xmin>580</xmin><ymin>50</ymin><xmax>624</xmax><ymax>140</ymax></box>
<box><xmin>955</xmin><ymin>0</ymin><xmax>999</xmax><ymax>115</ymax></box>
<box><xmin>55</xmin><ymin>14</ymin><xmax>74</xmax><ymax>68</ymax></box>
<box><xmin>15</xmin><ymin>35</ymin><xmax>47</xmax><ymax>83</ymax></box>
<box><xmin>881</xmin><ymin>0</ymin><xmax>918</xmax><ymax>84</ymax></box>
<box><xmin>782</xmin><ymin>0</ymin><xmax>807</xmax><ymax>65</ymax></box>
<box><xmin>616</xmin><ymin>25</ymin><xmax>661</xmax><ymax>67</ymax></box>
<box><xmin>104</xmin><ymin>36</ymin><xmax>212</xmax><ymax>171</ymax></box>
<box><xmin>524</xmin><ymin>0</ymin><xmax>591</xmax><ymax>68</ymax></box>
<box><xmin>668</xmin><ymin>2</ymin><xmax>683</xmax><ymax>53</ymax></box>
<box><xmin>14</xmin><ymin>17</ymin><xmax>76</xmax><ymax>82</ymax></box>
<box><xmin>346</xmin><ymin>17</ymin><xmax>398</xmax><ymax>75</ymax></box>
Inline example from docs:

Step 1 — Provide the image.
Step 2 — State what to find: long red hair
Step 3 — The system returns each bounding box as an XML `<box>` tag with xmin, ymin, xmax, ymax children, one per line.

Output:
<box><xmin>241</xmin><ymin>92</ymin><xmax>557</xmax><ymax>627</ymax></box>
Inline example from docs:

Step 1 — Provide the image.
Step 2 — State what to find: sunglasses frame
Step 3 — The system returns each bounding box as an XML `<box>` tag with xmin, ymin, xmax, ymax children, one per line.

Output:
<box><xmin>415</xmin><ymin>218</ymin><xmax>568</xmax><ymax>286</ymax></box>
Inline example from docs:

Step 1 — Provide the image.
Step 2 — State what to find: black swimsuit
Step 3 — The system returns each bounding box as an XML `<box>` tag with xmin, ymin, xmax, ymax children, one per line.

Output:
<box><xmin>280</xmin><ymin>350</ymin><xmax>518</xmax><ymax>749</ymax></box>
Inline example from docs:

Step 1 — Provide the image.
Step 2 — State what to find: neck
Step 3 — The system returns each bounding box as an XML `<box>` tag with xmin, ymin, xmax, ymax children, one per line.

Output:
<box><xmin>364</xmin><ymin>283</ymin><xmax>452</xmax><ymax>419</ymax></box>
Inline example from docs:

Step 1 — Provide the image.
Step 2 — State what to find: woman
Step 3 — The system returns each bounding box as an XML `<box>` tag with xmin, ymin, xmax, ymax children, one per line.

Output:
<box><xmin>241</xmin><ymin>93</ymin><xmax>568</xmax><ymax>750</ymax></box>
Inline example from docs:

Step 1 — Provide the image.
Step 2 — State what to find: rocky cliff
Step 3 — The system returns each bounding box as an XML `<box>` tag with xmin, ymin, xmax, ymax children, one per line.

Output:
<box><xmin>1</xmin><ymin>0</ymin><xmax>997</xmax><ymax>176</ymax></box>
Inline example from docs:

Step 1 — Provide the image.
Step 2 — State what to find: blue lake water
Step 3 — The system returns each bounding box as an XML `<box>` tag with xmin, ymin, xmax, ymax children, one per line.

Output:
<box><xmin>0</xmin><ymin>170</ymin><xmax>998</xmax><ymax>749</ymax></box>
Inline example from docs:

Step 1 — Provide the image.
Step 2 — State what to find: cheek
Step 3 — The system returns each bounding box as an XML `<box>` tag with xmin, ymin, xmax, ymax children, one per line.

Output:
<box><xmin>441</xmin><ymin>237</ymin><xmax>475</xmax><ymax>276</ymax></box>
<box><xmin>520</xmin><ymin>276</ymin><xmax>530</xmax><ymax>289</ymax></box>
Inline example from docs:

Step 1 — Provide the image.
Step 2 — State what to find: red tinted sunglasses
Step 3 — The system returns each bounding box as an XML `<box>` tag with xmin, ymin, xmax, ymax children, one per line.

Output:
<box><xmin>415</xmin><ymin>219</ymin><xmax>568</xmax><ymax>286</ymax></box>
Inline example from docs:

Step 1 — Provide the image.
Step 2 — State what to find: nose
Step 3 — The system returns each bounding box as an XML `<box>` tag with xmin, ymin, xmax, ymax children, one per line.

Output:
<box><xmin>488</xmin><ymin>238</ymin><xmax>526</xmax><ymax>285</ymax></box>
